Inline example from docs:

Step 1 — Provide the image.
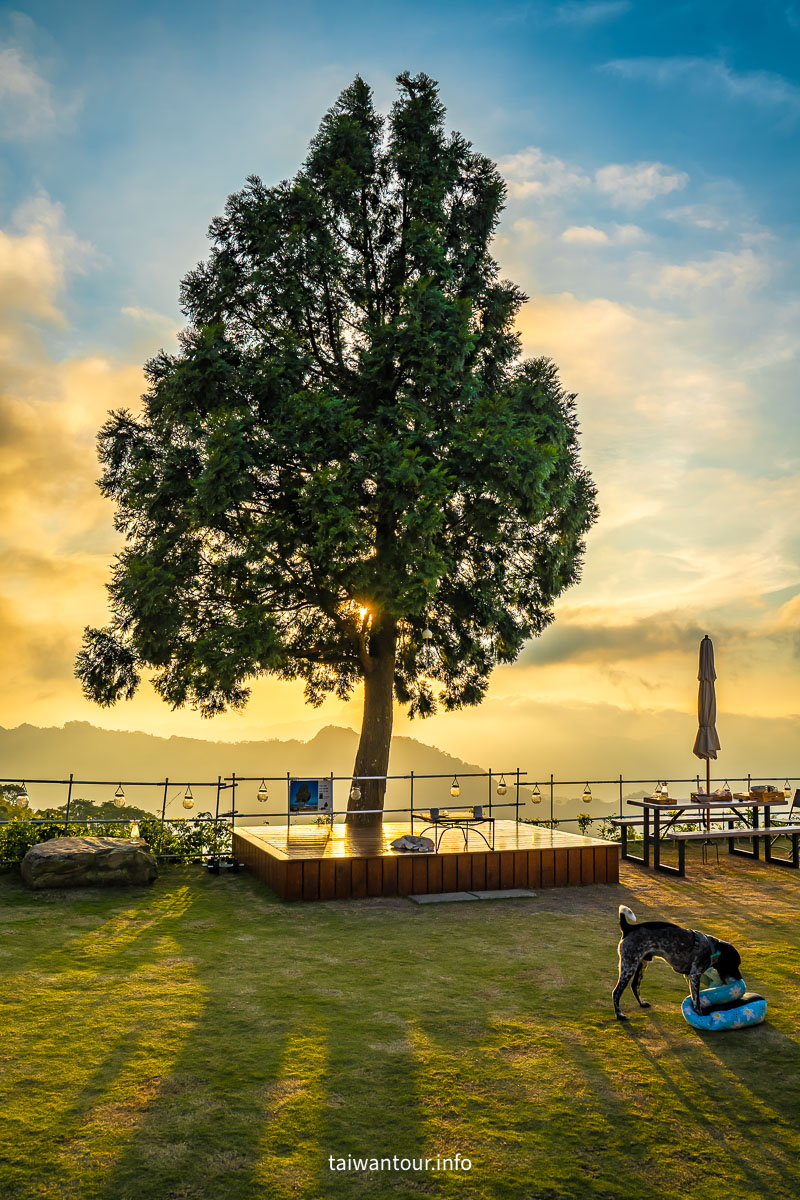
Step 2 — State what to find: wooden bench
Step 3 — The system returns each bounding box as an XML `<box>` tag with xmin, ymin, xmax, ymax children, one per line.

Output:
<box><xmin>611</xmin><ymin>808</ymin><xmax>737</xmax><ymax>828</ymax></box>
<box><xmin>665</xmin><ymin>824</ymin><xmax>800</xmax><ymax>875</ymax></box>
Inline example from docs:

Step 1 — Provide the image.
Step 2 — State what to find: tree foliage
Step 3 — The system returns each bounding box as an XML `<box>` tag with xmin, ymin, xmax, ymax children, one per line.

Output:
<box><xmin>76</xmin><ymin>72</ymin><xmax>597</xmax><ymax>807</ymax></box>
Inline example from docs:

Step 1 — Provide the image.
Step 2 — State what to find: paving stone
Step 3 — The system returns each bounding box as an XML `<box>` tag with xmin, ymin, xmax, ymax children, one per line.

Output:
<box><xmin>408</xmin><ymin>891</ymin><xmax>477</xmax><ymax>904</ymax></box>
<box><xmin>470</xmin><ymin>889</ymin><xmax>538</xmax><ymax>900</ymax></box>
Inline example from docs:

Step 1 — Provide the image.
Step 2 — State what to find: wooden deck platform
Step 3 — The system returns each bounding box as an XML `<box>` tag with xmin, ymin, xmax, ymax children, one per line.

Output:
<box><xmin>232</xmin><ymin>821</ymin><xmax>619</xmax><ymax>901</ymax></box>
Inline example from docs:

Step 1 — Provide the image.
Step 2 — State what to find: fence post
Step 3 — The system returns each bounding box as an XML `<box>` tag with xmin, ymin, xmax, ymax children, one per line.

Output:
<box><xmin>488</xmin><ymin>768</ymin><xmax>492</xmax><ymax>819</ymax></box>
<box><xmin>410</xmin><ymin>770</ymin><xmax>414</xmax><ymax>827</ymax></box>
<box><xmin>618</xmin><ymin>773</ymin><xmax>623</xmax><ymax>819</ymax></box>
<box><xmin>161</xmin><ymin>778</ymin><xmax>169</xmax><ymax>829</ymax></box>
<box><xmin>515</xmin><ymin>768</ymin><xmax>520</xmax><ymax>823</ymax></box>
<box><xmin>286</xmin><ymin>772</ymin><xmax>291</xmax><ymax>826</ymax></box>
<box><xmin>63</xmin><ymin>772</ymin><xmax>74</xmax><ymax>835</ymax></box>
<box><xmin>549</xmin><ymin>773</ymin><xmax>554</xmax><ymax>827</ymax></box>
<box><xmin>230</xmin><ymin>772</ymin><xmax>238</xmax><ymax>870</ymax></box>
<box><xmin>211</xmin><ymin>775</ymin><xmax>222</xmax><ymax>873</ymax></box>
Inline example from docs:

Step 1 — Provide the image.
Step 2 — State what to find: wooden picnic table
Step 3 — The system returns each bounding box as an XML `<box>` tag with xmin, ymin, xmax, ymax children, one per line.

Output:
<box><xmin>621</xmin><ymin>794</ymin><xmax>790</xmax><ymax>876</ymax></box>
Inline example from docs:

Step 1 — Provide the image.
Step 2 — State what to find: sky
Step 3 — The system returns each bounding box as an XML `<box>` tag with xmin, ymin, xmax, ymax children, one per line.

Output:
<box><xmin>1</xmin><ymin>0</ymin><xmax>799</xmax><ymax>787</ymax></box>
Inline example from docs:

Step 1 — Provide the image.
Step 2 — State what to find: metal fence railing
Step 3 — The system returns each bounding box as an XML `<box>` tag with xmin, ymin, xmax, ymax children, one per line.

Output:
<box><xmin>1</xmin><ymin>770</ymin><xmax>796</xmax><ymax>865</ymax></box>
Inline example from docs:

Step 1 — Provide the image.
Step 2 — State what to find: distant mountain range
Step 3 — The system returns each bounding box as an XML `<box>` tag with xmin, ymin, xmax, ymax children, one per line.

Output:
<box><xmin>0</xmin><ymin>721</ymin><xmax>491</xmax><ymax>821</ymax></box>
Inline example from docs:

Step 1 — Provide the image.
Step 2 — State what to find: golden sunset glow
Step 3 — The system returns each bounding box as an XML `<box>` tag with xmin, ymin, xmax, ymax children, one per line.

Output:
<box><xmin>0</xmin><ymin>9</ymin><xmax>797</xmax><ymax>784</ymax></box>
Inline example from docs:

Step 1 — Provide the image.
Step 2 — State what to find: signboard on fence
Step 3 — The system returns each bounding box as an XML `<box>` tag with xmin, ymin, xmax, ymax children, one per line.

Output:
<box><xmin>289</xmin><ymin>778</ymin><xmax>333</xmax><ymax>814</ymax></box>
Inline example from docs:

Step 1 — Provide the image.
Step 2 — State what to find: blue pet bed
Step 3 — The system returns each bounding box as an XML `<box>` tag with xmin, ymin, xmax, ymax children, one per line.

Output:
<box><xmin>682</xmin><ymin>976</ymin><xmax>766</xmax><ymax>1031</ymax></box>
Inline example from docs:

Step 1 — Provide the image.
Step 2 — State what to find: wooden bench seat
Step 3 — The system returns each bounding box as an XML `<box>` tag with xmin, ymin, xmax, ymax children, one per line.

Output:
<box><xmin>667</xmin><ymin>825</ymin><xmax>800</xmax><ymax>840</ymax></box>
<box><xmin>612</xmin><ymin>809</ymin><xmax>737</xmax><ymax>828</ymax></box>
<box><xmin>662</xmin><ymin>824</ymin><xmax>800</xmax><ymax>874</ymax></box>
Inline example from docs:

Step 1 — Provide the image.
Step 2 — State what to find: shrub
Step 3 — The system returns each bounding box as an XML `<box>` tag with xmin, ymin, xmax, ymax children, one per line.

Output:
<box><xmin>0</xmin><ymin>813</ymin><xmax>232</xmax><ymax>864</ymax></box>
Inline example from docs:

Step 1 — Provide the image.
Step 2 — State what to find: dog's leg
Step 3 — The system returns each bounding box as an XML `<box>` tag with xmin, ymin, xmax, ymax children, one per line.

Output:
<box><xmin>612</xmin><ymin>959</ymin><xmax>638</xmax><ymax>1020</ymax></box>
<box><xmin>688</xmin><ymin>967</ymin><xmax>704</xmax><ymax>1015</ymax></box>
<box><xmin>630</xmin><ymin>961</ymin><xmax>650</xmax><ymax>1008</ymax></box>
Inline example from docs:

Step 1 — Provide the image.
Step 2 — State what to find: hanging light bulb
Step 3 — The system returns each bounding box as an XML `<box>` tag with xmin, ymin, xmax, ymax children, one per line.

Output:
<box><xmin>496</xmin><ymin>775</ymin><xmax>507</xmax><ymax>796</ymax></box>
<box><xmin>784</xmin><ymin>779</ymin><xmax>792</xmax><ymax>801</ymax></box>
<box><xmin>256</xmin><ymin>779</ymin><xmax>269</xmax><ymax>803</ymax></box>
<box><xmin>531</xmin><ymin>783</ymin><xmax>542</xmax><ymax>805</ymax></box>
<box><xmin>349</xmin><ymin>783</ymin><xmax>362</xmax><ymax>803</ymax></box>
<box><xmin>113</xmin><ymin>784</ymin><xmax>125</xmax><ymax>808</ymax></box>
<box><xmin>182</xmin><ymin>784</ymin><xmax>195</xmax><ymax>811</ymax></box>
<box><xmin>582</xmin><ymin>783</ymin><xmax>592</xmax><ymax>805</ymax></box>
<box><xmin>130</xmin><ymin>822</ymin><xmax>140</xmax><ymax>838</ymax></box>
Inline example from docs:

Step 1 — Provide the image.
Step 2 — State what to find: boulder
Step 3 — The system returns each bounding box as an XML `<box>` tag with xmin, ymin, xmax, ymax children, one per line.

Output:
<box><xmin>21</xmin><ymin>836</ymin><xmax>158</xmax><ymax>890</ymax></box>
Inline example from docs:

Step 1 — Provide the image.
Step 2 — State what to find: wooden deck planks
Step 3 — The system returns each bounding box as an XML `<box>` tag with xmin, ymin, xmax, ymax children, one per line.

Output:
<box><xmin>232</xmin><ymin>820</ymin><xmax>619</xmax><ymax>901</ymax></box>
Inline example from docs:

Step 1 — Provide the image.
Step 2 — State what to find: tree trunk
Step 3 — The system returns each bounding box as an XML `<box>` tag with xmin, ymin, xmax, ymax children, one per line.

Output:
<box><xmin>347</xmin><ymin>620</ymin><xmax>397</xmax><ymax>828</ymax></box>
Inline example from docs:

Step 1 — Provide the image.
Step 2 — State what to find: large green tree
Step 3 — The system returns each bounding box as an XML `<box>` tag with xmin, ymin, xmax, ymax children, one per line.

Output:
<box><xmin>76</xmin><ymin>72</ymin><xmax>597</xmax><ymax>824</ymax></box>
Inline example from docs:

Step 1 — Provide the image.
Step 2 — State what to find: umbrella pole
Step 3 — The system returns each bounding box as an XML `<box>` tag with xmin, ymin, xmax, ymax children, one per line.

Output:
<box><xmin>706</xmin><ymin>760</ymin><xmax>711</xmax><ymax>833</ymax></box>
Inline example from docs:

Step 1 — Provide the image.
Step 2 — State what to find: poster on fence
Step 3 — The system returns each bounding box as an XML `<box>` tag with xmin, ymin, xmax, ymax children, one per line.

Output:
<box><xmin>289</xmin><ymin>778</ymin><xmax>333</xmax><ymax>814</ymax></box>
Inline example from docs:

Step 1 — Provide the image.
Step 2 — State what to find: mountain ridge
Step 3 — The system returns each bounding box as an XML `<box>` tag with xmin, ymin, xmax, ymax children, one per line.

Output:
<box><xmin>0</xmin><ymin>721</ymin><xmax>490</xmax><ymax>817</ymax></box>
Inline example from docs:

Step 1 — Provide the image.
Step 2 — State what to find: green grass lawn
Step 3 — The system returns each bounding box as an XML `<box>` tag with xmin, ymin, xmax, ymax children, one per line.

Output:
<box><xmin>1</xmin><ymin>847</ymin><xmax>798</xmax><ymax>1200</ymax></box>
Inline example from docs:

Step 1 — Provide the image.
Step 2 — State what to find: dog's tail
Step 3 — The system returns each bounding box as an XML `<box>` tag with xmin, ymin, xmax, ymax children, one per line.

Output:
<box><xmin>618</xmin><ymin>905</ymin><xmax>637</xmax><ymax>933</ymax></box>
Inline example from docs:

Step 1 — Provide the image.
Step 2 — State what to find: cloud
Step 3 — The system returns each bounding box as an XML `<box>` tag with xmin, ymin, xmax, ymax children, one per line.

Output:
<box><xmin>602</xmin><ymin>57</ymin><xmax>800</xmax><ymax>119</ymax></box>
<box><xmin>552</xmin><ymin>0</ymin><xmax>631</xmax><ymax>24</ymax></box>
<box><xmin>520</xmin><ymin>611</ymin><xmax>708</xmax><ymax>667</ymax></box>
<box><xmin>498</xmin><ymin>146</ymin><xmax>590</xmax><ymax>199</ymax></box>
<box><xmin>0</xmin><ymin>44</ymin><xmax>57</xmax><ymax>139</ymax></box>
<box><xmin>0</xmin><ymin>16</ymin><xmax>78</xmax><ymax>140</ymax></box>
<box><xmin>561</xmin><ymin>225</ymin><xmax>609</xmax><ymax>246</ymax></box>
<box><xmin>561</xmin><ymin>222</ymin><xmax>647</xmax><ymax>246</ymax></box>
<box><xmin>0</xmin><ymin>194</ymin><xmax>95</xmax><ymax>326</ymax></box>
<box><xmin>665</xmin><ymin>205</ymin><xmax>731</xmax><ymax>232</ymax></box>
<box><xmin>647</xmin><ymin>248</ymin><xmax>769</xmax><ymax>298</ymax></box>
<box><xmin>595</xmin><ymin>162</ymin><xmax>689</xmax><ymax>208</ymax></box>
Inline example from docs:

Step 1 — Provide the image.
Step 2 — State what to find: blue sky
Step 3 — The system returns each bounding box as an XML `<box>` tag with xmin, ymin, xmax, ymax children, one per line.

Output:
<box><xmin>1</xmin><ymin>0</ymin><xmax>799</xmax><ymax>779</ymax></box>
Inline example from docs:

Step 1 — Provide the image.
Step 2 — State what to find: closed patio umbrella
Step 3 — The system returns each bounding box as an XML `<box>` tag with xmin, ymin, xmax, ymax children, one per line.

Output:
<box><xmin>693</xmin><ymin>635</ymin><xmax>721</xmax><ymax>826</ymax></box>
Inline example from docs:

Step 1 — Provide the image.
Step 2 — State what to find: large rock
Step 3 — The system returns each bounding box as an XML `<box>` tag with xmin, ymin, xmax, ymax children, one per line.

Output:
<box><xmin>21</xmin><ymin>836</ymin><xmax>158</xmax><ymax>890</ymax></box>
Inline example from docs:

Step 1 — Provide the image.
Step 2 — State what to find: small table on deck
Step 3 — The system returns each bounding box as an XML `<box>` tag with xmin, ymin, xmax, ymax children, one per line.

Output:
<box><xmin>413</xmin><ymin>807</ymin><xmax>496</xmax><ymax>852</ymax></box>
<box><xmin>623</xmin><ymin>794</ymin><xmax>788</xmax><ymax>876</ymax></box>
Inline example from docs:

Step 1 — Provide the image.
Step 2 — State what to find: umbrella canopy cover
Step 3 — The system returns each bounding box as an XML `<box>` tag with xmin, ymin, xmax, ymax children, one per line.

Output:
<box><xmin>693</xmin><ymin>634</ymin><xmax>721</xmax><ymax>760</ymax></box>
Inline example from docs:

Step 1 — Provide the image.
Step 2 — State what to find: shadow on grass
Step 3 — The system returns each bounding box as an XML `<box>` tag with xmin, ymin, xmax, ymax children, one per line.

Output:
<box><xmin>2</xmin><ymin>858</ymin><xmax>799</xmax><ymax>1200</ymax></box>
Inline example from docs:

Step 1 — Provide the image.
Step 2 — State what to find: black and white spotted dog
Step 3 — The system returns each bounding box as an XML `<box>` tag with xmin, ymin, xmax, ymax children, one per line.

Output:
<box><xmin>613</xmin><ymin>905</ymin><xmax>743</xmax><ymax>1020</ymax></box>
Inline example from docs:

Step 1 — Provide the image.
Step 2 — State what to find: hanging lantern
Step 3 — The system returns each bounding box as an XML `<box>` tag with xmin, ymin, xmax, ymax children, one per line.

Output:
<box><xmin>496</xmin><ymin>775</ymin><xmax>507</xmax><ymax>796</ymax></box>
<box><xmin>654</xmin><ymin>781</ymin><xmax>663</xmax><ymax>797</ymax></box>
<box><xmin>256</xmin><ymin>779</ymin><xmax>269</xmax><ymax>803</ymax></box>
<box><xmin>182</xmin><ymin>784</ymin><xmax>195</xmax><ymax>811</ymax></box>
<box><xmin>661</xmin><ymin>781</ymin><xmax>669</xmax><ymax>801</ymax></box>
<box><xmin>130</xmin><ymin>822</ymin><xmax>140</xmax><ymax>839</ymax></box>
<box><xmin>350</xmin><ymin>783</ymin><xmax>362</xmax><ymax>803</ymax></box>
<box><xmin>18</xmin><ymin>781</ymin><xmax>29</xmax><ymax>809</ymax></box>
<box><xmin>422</xmin><ymin>628</ymin><xmax>433</xmax><ymax>641</ymax></box>
<box><xmin>113</xmin><ymin>784</ymin><xmax>125</xmax><ymax>808</ymax></box>
<box><xmin>531</xmin><ymin>783</ymin><xmax>542</xmax><ymax>805</ymax></box>
<box><xmin>450</xmin><ymin>776</ymin><xmax>461</xmax><ymax>799</ymax></box>
<box><xmin>784</xmin><ymin>779</ymin><xmax>792</xmax><ymax>801</ymax></box>
<box><xmin>582</xmin><ymin>783</ymin><xmax>592</xmax><ymax>805</ymax></box>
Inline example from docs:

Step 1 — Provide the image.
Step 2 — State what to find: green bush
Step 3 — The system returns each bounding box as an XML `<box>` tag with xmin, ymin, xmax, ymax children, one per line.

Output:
<box><xmin>0</xmin><ymin>813</ymin><xmax>232</xmax><ymax>864</ymax></box>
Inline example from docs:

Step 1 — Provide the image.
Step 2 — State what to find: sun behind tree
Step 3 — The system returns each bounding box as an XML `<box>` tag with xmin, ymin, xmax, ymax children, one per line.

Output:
<box><xmin>76</xmin><ymin>71</ymin><xmax>597</xmax><ymax>825</ymax></box>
